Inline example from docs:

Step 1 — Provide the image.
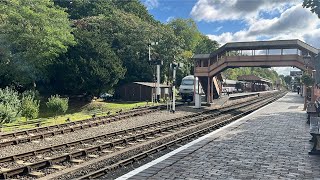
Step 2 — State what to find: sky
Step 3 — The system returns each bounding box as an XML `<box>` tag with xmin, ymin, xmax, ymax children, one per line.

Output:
<box><xmin>142</xmin><ymin>0</ymin><xmax>320</xmax><ymax>75</ymax></box>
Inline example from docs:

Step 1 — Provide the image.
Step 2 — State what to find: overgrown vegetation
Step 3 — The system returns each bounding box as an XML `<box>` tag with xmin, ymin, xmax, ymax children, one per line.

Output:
<box><xmin>0</xmin><ymin>0</ymin><xmax>219</xmax><ymax>96</ymax></box>
<box><xmin>224</xmin><ymin>67</ymin><xmax>280</xmax><ymax>84</ymax></box>
<box><xmin>0</xmin><ymin>87</ymin><xmax>21</xmax><ymax>123</ymax></box>
<box><xmin>0</xmin><ymin>0</ymin><xmax>284</xmax><ymax>124</ymax></box>
<box><xmin>21</xmin><ymin>92</ymin><xmax>40</xmax><ymax>121</ymax></box>
<box><xmin>46</xmin><ymin>95</ymin><xmax>69</xmax><ymax>118</ymax></box>
<box><xmin>301</xmin><ymin>74</ymin><xmax>315</xmax><ymax>86</ymax></box>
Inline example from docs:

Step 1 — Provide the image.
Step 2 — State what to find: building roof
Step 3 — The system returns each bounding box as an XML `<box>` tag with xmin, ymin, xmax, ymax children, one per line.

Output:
<box><xmin>133</xmin><ymin>82</ymin><xmax>171</xmax><ymax>88</ymax></box>
<box><xmin>237</xmin><ymin>75</ymin><xmax>272</xmax><ymax>84</ymax></box>
<box><xmin>192</xmin><ymin>54</ymin><xmax>210</xmax><ymax>59</ymax></box>
<box><xmin>223</xmin><ymin>79</ymin><xmax>238</xmax><ymax>85</ymax></box>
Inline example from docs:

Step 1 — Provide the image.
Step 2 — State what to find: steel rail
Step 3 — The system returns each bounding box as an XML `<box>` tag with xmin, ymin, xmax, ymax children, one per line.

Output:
<box><xmin>0</xmin><ymin>92</ymin><xmax>277</xmax><ymax>163</ymax></box>
<box><xmin>0</xmin><ymin>109</ymin><xmax>158</xmax><ymax>147</ymax></box>
<box><xmin>0</xmin><ymin>92</ymin><xmax>284</xmax><ymax>179</ymax></box>
<box><xmin>0</xmin><ymin>105</ymin><xmax>161</xmax><ymax>140</ymax></box>
<box><xmin>0</xmin><ymin>92</ymin><xmax>265</xmax><ymax>147</ymax></box>
<box><xmin>76</xmin><ymin>93</ymin><xmax>285</xmax><ymax>179</ymax></box>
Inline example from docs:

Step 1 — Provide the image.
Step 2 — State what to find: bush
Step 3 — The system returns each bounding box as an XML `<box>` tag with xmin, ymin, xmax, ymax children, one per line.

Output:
<box><xmin>83</xmin><ymin>103</ymin><xmax>106</xmax><ymax>112</ymax></box>
<box><xmin>301</xmin><ymin>74</ymin><xmax>315</xmax><ymax>87</ymax></box>
<box><xmin>21</xmin><ymin>94</ymin><xmax>40</xmax><ymax>120</ymax></box>
<box><xmin>22</xmin><ymin>90</ymin><xmax>40</xmax><ymax>100</ymax></box>
<box><xmin>46</xmin><ymin>95</ymin><xmax>69</xmax><ymax>118</ymax></box>
<box><xmin>0</xmin><ymin>87</ymin><xmax>21</xmax><ymax>123</ymax></box>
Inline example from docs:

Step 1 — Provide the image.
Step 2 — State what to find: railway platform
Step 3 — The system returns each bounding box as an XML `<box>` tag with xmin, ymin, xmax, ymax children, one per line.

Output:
<box><xmin>118</xmin><ymin>92</ymin><xmax>320</xmax><ymax>179</ymax></box>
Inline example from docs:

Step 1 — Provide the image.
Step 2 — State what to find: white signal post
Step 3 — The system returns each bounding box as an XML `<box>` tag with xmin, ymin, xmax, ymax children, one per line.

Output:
<box><xmin>157</xmin><ymin>64</ymin><xmax>160</xmax><ymax>102</ymax></box>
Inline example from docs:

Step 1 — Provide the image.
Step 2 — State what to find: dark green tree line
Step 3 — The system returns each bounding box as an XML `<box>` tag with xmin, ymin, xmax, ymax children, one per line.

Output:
<box><xmin>0</xmin><ymin>0</ymin><xmax>220</xmax><ymax>97</ymax></box>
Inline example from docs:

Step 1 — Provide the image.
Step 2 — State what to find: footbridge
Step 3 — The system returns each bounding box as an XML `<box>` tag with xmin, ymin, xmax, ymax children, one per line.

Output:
<box><xmin>193</xmin><ymin>39</ymin><xmax>320</xmax><ymax>103</ymax></box>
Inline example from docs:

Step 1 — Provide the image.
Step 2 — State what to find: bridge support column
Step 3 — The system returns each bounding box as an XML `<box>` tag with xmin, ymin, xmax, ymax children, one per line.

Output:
<box><xmin>210</xmin><ymin>76</ymin><xmax>214</xmax><ymax>103</ymax></box>
<box><xmin>207</xmin><ymin>76</ymin><xmax>211</xmax><ymax>104</ymax></box>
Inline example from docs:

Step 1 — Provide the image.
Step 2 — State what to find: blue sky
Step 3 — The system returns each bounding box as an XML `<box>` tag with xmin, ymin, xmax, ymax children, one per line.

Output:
<box><xmin>142</xmin><ymin>0</ymin><xmax>320</xmax><ymax>75</ymax></box>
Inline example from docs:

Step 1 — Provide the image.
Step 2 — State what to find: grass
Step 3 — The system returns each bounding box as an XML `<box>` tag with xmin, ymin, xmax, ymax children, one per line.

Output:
<box><xmin>1</xmin><ymin>100</ymin><xmax>153</xmax><ymax>132</ymax></box>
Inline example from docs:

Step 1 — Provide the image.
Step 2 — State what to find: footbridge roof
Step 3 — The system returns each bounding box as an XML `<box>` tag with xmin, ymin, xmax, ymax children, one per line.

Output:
<box><xmin>193</xmin><ymin>39</ymin><xmax>319</xmax><ymax>59</ymax></box>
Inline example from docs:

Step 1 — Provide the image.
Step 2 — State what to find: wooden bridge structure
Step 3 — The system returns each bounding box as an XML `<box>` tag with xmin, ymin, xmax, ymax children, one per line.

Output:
<box><xmin>192</xmin><ymin>39</ymin><xmax>320</xmax><ymax>104</ymax></box>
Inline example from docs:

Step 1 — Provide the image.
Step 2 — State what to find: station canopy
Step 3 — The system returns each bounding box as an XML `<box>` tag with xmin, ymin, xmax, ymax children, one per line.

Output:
<box><xmin>237</xmin><ymin>75</ymin><xmax>272</xmax><ymax>85</ymax></box>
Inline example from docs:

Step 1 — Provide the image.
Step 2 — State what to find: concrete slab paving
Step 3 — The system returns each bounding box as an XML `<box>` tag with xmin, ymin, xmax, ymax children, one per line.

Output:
<box><xmin>118</xmin><ymin>92</ymin><xmax>320</xmax><ymax>180</ymax></box>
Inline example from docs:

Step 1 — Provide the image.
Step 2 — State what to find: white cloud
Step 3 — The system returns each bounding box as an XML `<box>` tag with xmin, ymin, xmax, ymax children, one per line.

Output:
<box><xmin>144</xmin><ymin>0</ymin><xmax>159</xmax><ymax>10</ymax></box>
<box><xmin>206</xmin><ymin>5</ymin><xmax>320</xmax><ymax>48</ymax></box>
<box><xmin>273</xmin><ymin>67</ymin><xmax>298</xmax><ymax>76</ymax></box>
<box><xmin>190</xmin><ymin>0</ymin><xmax>300</xmax><ymax>22</ymax></box>
<box><xmin>166</xmin><ymin>16</ymin><xmax>175</xmax><ymax>23</ymax></box>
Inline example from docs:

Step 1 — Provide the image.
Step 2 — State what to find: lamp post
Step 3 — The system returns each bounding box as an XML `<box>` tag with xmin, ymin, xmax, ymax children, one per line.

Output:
<box><xmin>312</xmin><ymin>69</ymin><xmax>317</xmax><ymax>102</ymax></box>
<box><xmin>303</xmin><ymin>53</ymin><xmax>312</xmax><ymax>110</ymax></box>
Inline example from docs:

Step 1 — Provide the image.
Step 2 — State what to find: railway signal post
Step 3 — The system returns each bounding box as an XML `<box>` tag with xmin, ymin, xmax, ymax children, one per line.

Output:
<box><xmin>148</xmin><ymin>41</ymin><xmax>162</xmax><ymax>103</ymax></box>
<box><xmin>171</xmin><ymin>62</ymin><xmax>183</xmax><ymax>113</ymax></box>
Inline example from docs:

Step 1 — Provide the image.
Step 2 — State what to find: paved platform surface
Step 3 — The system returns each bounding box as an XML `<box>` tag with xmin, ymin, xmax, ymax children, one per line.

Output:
<box><xmin>119</xmin><ymin>92</ymin><xmax>320</xmax><ymax>180</ymax></box>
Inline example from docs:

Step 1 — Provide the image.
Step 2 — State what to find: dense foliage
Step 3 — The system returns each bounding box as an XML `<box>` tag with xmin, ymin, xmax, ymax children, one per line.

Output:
<box><xmin>0</xmin><ymin>0</ymin><xmax>280</xmax><ymax>99</ymax></box>
<box><xmin>301</xmin><ymin>74</ymin><xmax>315</xmax><ymax>86</ymax></box>
<box><xmin>0</xmin><ymin>87</ymin><xmax>21</xmax><ymax>123</ymax></box>
<box><xmin>224</xmin><ymin>67</ymin><xmax>279</xmax><ymax>83</ymax></box>
<box><xmin>0</xmin><ymin>0</ymin><xmax>75</xmax><ymax>87</ymax></box>
<box><xmin>21</xmin><ymin>93</ymin><xmax>40</xmax><ymax>120</ymax></box>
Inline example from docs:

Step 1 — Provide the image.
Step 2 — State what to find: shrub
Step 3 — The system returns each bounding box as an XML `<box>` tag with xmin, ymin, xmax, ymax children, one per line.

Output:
<box><xmin>301</xmin><ymin>74</ymin><xmax>315</xmax><ymax>87</ymax></box>
<box><xmin>46</xmin><ymin>95</ymin><xmax>69</xmax><ymax>118</ymax></box>
<box><xmin>22</xmin><ymin>90</ymin><xmax>40</xmax><ymax>100</ymax></box>
<box><xmin>0</xmin><ymin>87</ymin><xmax>21</xmax><ymax>123</ymax></box>
<box><xmin>83</xmin><ymin>103</ymin><xmax>106</xmax><ymax>112</ymax></box>
<box><xmin>21</xmin><ymin>94</ymin><xmax>40</xmax><ymax>120</ymax></box>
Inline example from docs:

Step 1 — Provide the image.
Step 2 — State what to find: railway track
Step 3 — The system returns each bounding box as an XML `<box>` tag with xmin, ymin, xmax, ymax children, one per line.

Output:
<box><xmin>0</xmin><ymin>91</ymin><xmax>285</xmax><ymax>179</ymax></box>
<box><xmin>0</xmin><ymin>107</ymin><xmax>163</xmax><ymax>147</ymax></box>
<box><xmin>0</xmin><ymin>105</ymin><xmax>161</xmax><ymax>140</ymax></box>
<box><xmin>78</xmin><ymin>92</ymin><xmax>286</xmax><ymax>180</ymax></box>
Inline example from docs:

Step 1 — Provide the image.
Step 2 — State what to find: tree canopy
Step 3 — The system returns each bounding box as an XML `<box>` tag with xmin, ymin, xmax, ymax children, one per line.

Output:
<box><xmin>0</xmin><ymin>0</ymin><xmax>280</xmax><ymax>97</ymax></box>
<box><xmin>0</xmin><ymin>0</ymin><xmax>74</xmax><ymax>87</ymax></box>
<box><xmin>224</xmin><ymin>67</ymin><xmax>280</xmax><ymax>84</ymax></box>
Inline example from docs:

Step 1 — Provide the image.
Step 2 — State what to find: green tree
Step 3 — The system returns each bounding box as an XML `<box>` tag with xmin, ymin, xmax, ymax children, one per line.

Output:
<box><xmin>0</xmin><ymin>87</ymin><xmax>21</xmax><ymax>123</ymax></box>
<box><xmin>301</xmin><ymin>74</ymin><xmax>315</xmax><ymax>86</ymax></box>
<box><xmin>303</xmin><ymin>0</ymin><xmax>320</xmax><ymax>18</ymax></box>
<box><xmin>48</xmin><ymin>18</ymin><xmax>125</xmax><ymax>96</ymax></box>
<box><xmin>284</xmin><ymin>75</ymin><xmax>292</xmax><ymax>86</ymax></box>
<box><xmin>46</xmin><ymin>95</ymin><xmax>68</xmax><ymax>118</ymax></box>
<box><xmin>194</xmin><ymin>35</ymin><xmax>219</xmax><ymax>54</ymax></box>
<box><xmin>54</xmin><ymin>0</ymin><xmax>114</xmax><ymax>20</ymax></box>
<box><xmin>0</xmin><ymin>0</ymin><xmax>75</xmax><ymax>88</ymax></box>
<box><xmin>21</xmin><ymin>94</ymin><xmax>40</xmax><ymax>121</ymax></box>
<box><xmin>168</xmin><ymin>18</ymin><xmax>202</xmax><ymax>51</ymax></box>
<box><xmin>223</xmin><ymin>67</ymin><xmax>280</xmax><ymax>84</ymax></box>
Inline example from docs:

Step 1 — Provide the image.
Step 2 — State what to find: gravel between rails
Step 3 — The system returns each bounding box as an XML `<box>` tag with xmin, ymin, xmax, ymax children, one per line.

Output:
<box><xmin>0</xmin><ymin>106</ymin><xmax>205</xmax><ymax>158</ymax></box>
